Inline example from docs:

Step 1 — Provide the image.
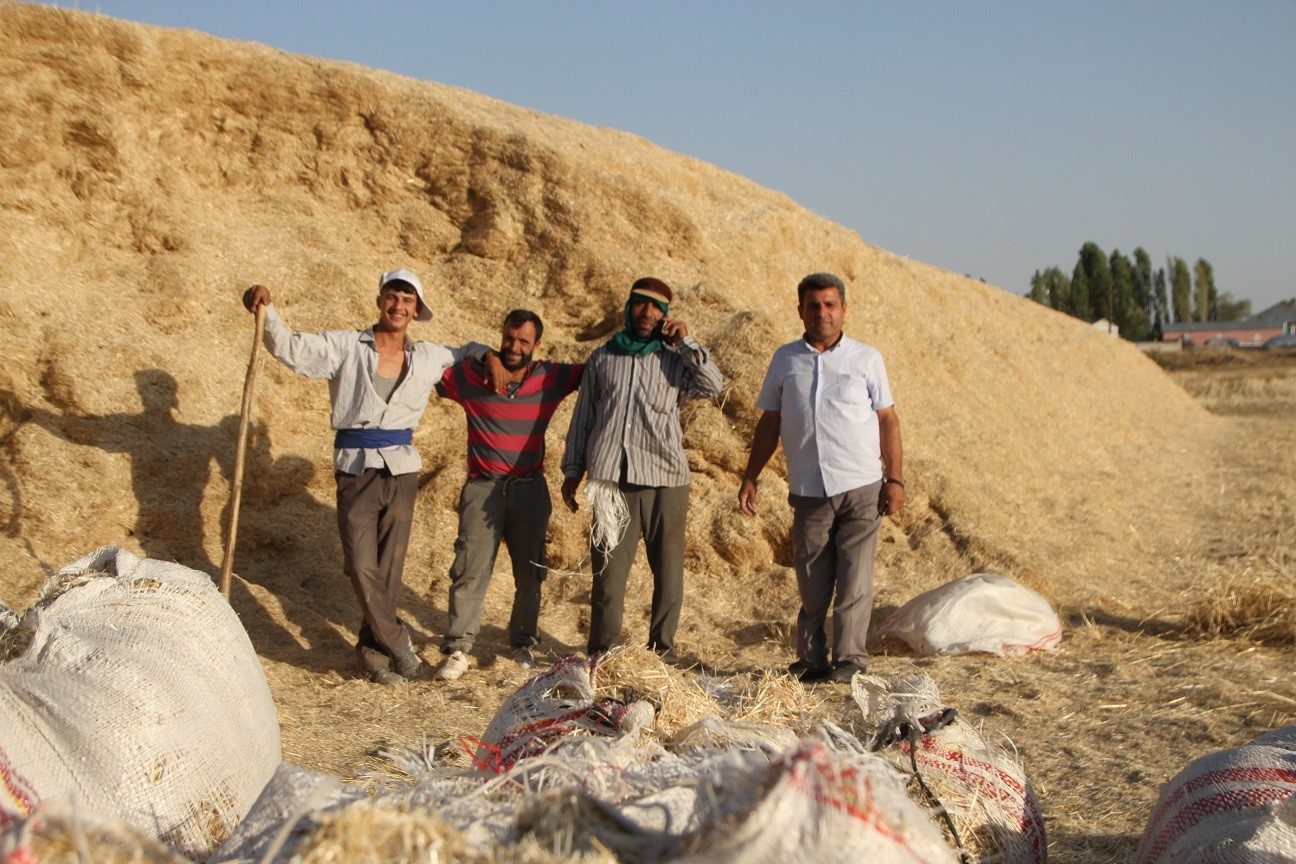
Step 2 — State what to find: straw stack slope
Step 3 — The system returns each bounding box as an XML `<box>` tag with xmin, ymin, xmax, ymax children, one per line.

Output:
<box><xmin>0</xmin><ymin>3</ymin><xmax>1216</xmax><ymax>620</ymax></box>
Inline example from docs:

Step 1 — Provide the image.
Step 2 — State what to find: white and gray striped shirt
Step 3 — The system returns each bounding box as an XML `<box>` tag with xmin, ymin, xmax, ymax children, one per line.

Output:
<box><xmin>561</xmin><ymin>337</ymin><xmax>724</xmax><ymax>488</ymax></box>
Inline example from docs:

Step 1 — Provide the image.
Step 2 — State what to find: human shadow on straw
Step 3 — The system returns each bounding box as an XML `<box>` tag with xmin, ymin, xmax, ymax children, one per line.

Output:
<box><xmin>1</xmin><ymin>371</ymin><xmax>229</xmax><ymax>574</ymax></box>
<box><xmin>216</xmin><ymin>422</ymin><xmax>363</xmax><ymax>674</ymax></box>
<box><xmin>0</xmin><ymin>372</ymin><xmax>317</xmax><ymax>653</ymax></box>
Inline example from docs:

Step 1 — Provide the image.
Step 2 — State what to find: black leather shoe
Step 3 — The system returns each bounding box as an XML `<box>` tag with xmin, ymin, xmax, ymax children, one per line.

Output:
<box><xmin>793</xmin><ymin>663</ymin><xmax>834</xmax><ymax>683</ymax></box>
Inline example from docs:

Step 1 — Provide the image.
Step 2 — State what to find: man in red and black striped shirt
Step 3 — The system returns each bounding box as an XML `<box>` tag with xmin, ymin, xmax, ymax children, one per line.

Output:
<box><xmin>432</xmin><ymin>309</ymin><xmax>583</xmax><ymax>680</ymax></box>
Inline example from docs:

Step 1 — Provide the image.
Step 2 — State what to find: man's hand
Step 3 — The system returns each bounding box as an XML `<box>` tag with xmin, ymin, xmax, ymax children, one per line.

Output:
<box><xmin>661</xmin><ymin>317</ymin><xmax>688</xmax><ymax>347</ymax></box>
<box><xmin>738</xmin><ymin>477</ymin><xmax>759</xmax><ymax>516</ymax></box>
<box><xmin>243</xmin><ymin>285</ymin><xmax>271</xmax><ymax>312</ymax></box>
<box><xmin>879</xmin><ymin>481</ymin><xmax>906</xmax><ymax>516</ymax></box>
<box><xmin>560</xmin><ymin>476</ymin><xmax>581</xmax><ymax>513</ymax></box>
<box><xmin>483</xmin><ymin>352</ymin><xmax>510</xmax><ymax>394</ymax></box>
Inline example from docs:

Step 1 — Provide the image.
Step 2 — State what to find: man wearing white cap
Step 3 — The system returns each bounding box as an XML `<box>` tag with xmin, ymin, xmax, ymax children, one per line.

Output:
<box><xmin>243</xmin><ymin>270</ymin><xmax>503</xmax><ymax>684</ymax></box>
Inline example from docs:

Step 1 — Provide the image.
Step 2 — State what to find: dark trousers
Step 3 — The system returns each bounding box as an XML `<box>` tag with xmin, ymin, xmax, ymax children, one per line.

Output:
<box><xmin>789</xmin><ymin>480</ymin><xmax>883</xmax><ymax>669</ymax></box>
<box><xmin>336</xmin><ymin>468</ymin><xmax>417</xmax><ymax>674</ymax></box>
<box><xmin>442</xmin><ymin>474</ymin><xmax>551</xmax><ymax>653</ymax></box>
<box><xmin>588</xmin><ymin>483</ymin><xmax>689</xmax><ymax>655</ymax></box>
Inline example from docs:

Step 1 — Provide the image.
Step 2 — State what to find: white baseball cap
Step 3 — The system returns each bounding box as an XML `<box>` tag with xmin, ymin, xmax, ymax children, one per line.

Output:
<box><xmin>379</xmin><ymin>268</ymin><xmax>433</xmax><ymax>322</ymax></box>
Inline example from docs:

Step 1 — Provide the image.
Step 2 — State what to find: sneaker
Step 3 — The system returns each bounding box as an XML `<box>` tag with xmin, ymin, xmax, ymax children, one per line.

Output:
<box><xmin>395</xmin><ymin>648</ymin><xmax>423</xmax><ymax>679</ymax></box>
<box><xmin>369</xmin><ymin>669</ymin><xmax>404</xmax><ymax>686</ymax></box>
<box><xmin>511</xmin><ymin>647</ymin><xmax>536</xmax><ymax>669</ymax></box>
<box><xmin>830</xmin><ymin>662</ymin><xmax>867</xmax><ymax>683</ymax></box>
<box><xmin>434</xmin><ymin>650</ymin><xmax>470</xmax><ymax>681</ymax></box>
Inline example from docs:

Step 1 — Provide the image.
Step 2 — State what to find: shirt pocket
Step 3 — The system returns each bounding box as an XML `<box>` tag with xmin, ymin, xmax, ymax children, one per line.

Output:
<box><xmin>824</xmin><ymin>371</ymin><xmax>874</xmax><ymax>407</ymax></box>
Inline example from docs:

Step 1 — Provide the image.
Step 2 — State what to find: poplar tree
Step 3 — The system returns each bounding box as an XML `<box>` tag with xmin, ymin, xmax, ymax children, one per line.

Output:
<box><xmin>1110</xmin><ymin>249</ymin><xmax>1149</xmax><ymax>339</ymax></box>
<box><xmin>1152</xmin><ymin>268</ymin><xmax>1168</xmax><ymax>336</ymax></box>
<box><xmin>1029</xmin><ymin>270</ymin><xmax>1048</xmax><ymax>305</ymax></box>
<box><xmin>1069</xmin><ymin>263</ymin><xmax>1090</xmax><ymax>320</ymax></box>
<box><xmin>1077</xmin><ymin>242</ymin><xmax>1112</xmax><ymax>323</ymax></box>
<box><xmin>1043</xmin><ymin>267</ymin><xmax>1070</xmax><ymax>312</ymax></box>
<box><xmin>1170</xmin><ymin>256</ymin><xmax>1193</xmax><ymax>323</ymax></box>
<box><xmin>1132</xmin><ymin>248</ymin><xmax>1154</xmax><ymax>320</ymax></box>
<box><xmin>1193</xmin><ymin>258</ymin><xmax>1217</xmax><ymax>322</ymax></box>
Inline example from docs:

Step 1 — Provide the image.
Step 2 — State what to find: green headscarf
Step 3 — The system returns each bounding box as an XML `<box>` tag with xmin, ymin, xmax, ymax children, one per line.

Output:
<box><xmin>605</xmin><ymin>294</ymin><xmax>669</xmax><ymax>356</ymax></box>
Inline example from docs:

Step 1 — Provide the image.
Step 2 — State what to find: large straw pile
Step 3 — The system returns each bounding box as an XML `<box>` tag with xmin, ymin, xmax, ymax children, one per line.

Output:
<box><xmin>2</xmin><ymin>4</ymin><xmax>1292</xmax><ymax>861</ymax></box>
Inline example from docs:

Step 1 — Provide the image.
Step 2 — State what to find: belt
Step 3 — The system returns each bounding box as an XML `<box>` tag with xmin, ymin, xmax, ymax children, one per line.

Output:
<box><xmin>333</xmin><ymin>428</ymin><xmax>413</xmax><ymax>448</ymax></box>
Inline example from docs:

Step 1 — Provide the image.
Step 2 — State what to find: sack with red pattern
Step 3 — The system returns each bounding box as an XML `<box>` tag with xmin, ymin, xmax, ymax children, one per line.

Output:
<box><xmin>473</xmin><ymin>654</ymin><xmax>654</xmax><ymax>772</ymax></box>
<box><xmin>853</xmin><ymin>673</ymin><xmax>1047</xmax><ymax>864</ymax></box>
<box><xmin>1136</xmin><ymin>725</ymin><xmax>1296</xmax><ymax>864</ymax></box>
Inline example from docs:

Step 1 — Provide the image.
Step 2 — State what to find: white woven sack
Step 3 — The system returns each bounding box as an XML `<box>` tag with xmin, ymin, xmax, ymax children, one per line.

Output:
<box><xmin>0</xmin><ymin>546</ymin><xmax>281</xmax><ymax>860</ymax></box>
<box><xmin>853</xmin><ymin>673</ymin><xmax>1048</xmax><ymax>864</ymax></box>
<box><xmin>876</xmin><ymin>573</ymin><xmax>1062</xmax><ymax>656</ymax></box>
<box><xmin>208</xmin><ymin>762</ymin><xmax>364</xmax><ymax>864</ymax></box>
<box><xmin>1136</xmin><ymin>725</ymin><xmax>1296</xmax><ymax>864</ymax></box>
<box><xmin>476</xmin><ymin>654</ymin><xmax>654</xmax><ymax>773</ymax></box>
<box><xmin>672</xmin><ymin>740</ymin><xmax>959</xmax><ymax>864</ymax></box>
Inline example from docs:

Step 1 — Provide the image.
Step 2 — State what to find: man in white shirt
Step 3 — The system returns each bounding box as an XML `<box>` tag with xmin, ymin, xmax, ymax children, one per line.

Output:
<box><xmin>243</xmin><ymin>270</ymin><xmax>501</xmax><ymax>685</ymax></box>
<box><xmin>738</xmin><ymin>272</ymin><xmax>905</xmax><ymax>683</ymax></box>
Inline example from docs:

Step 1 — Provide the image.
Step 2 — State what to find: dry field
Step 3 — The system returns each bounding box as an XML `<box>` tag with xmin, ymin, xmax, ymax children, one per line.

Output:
<box><xmin>1</xmin><ymin>6</ymin><xmax>1293</xmax><ymax>862</ymax></box>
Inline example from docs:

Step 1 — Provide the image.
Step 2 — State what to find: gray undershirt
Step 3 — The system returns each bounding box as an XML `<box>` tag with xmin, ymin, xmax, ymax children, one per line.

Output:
<box><xmin>373</xmin><ymin>373</ymin><xmax>399</xmax><ymax>403</ymax></box>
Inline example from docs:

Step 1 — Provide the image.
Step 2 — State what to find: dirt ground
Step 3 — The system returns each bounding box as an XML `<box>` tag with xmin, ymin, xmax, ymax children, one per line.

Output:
<box><xmin>1</xmin><ymin>7</ymin><xmax>1293</xmax><ymax>862</ymax></box>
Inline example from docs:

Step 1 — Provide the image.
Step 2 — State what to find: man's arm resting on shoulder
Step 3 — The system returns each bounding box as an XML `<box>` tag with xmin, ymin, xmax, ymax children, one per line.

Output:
<box><xmin>877</xmin><ymin>406</ymin><xmax>906</xmax><ymax>514</ymax></box>
<box><xmin>738</xmin><ymin>410</ymin><xmax>781</xmax><ymax>516</ymax></box>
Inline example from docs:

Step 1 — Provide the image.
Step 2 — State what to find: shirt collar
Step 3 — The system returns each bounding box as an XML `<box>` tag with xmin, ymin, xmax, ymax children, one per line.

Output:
<box><xmin>800</xmin><ymin>331</ymin><xmax>846</xmax><ymax>354</ymax></box>
<box><xmin>361</xmin><ymin>328</ymin><xmax>412</xmax><ymax>353</ymax></box>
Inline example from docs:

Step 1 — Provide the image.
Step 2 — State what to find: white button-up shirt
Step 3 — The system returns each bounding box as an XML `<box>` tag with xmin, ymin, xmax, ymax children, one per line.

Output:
<box><xmin>755</xmin><ymin>334</ymin><xmax>894</xmax><ymax>498</ymax></box>
<box><xmin>262</xmin><ymin>304</ymin><xmax>487</xmax><ymax>476</ymax></box>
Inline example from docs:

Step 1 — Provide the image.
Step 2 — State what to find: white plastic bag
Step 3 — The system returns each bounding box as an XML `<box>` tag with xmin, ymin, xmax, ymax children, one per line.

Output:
<box><xmin>877</xmin><ymin>573</ymin><xmax>1061</xmax><ymax>657</ymax></box>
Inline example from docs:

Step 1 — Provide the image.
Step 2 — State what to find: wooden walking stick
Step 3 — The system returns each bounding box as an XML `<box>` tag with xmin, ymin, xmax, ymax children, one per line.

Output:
<box><xmin>220</xmin><ymin>302</ymin><xmax>266</xmax><ymax>599</ymax></box>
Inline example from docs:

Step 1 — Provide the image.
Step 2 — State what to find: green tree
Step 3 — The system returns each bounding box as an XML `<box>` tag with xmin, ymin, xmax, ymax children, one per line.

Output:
<box><xmin>1029</xmin><ymin>270</ymin><xmax>1048</xmax><ymax>305</ymax></box>
<box><xmin>1042</xmin><ymin>267</ymin><xmax>1070</xmax><ymax>312</ymax></box>
<box><xmin>1193</xmin><ymin>258</ymin><xmax>1217</xmax><ymax>322</ymax></box>
<box><xmin>1076</xmin><ymin>242</ymin><xmax>1112</xmax><ymax>322</ymax></box>
<box><xmin>1069</xmin><ymin>262</ymin><xmax>1090</xmax><ymax>320</ymax></box>
<box><xmin>1110</xmin><ymin>249</ymin><xmax>1149</xmax><ymax>339</ymax></box>
<box><xmin>1216</xmin><ymin>292</ymin><xmax>1252</xmax><ymax>322</ymax></box>
<box><xmin>1151</xmin><ymin>268</ymin><xmax>1168</xmax><ymax>338</ymax></box>
<box><xmin>1170</xmin><ymin>256</ymin><xmax>1193</xmax><ymax>323</ymax></box>
<box><xmin>1132</xmin><ymin>247</ymin><xmax>1154</xmax><ymax>321</ymax></box>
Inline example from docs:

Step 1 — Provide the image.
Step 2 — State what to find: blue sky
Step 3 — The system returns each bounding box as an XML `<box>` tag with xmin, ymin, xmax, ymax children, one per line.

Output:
<box><xmin>66</xmin><ymin>1</ymin><xmax>1296</xmax><ymax>311</ymax></box>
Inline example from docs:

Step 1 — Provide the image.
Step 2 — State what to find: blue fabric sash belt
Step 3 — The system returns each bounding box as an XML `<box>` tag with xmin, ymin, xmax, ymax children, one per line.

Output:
<box><xmin>333</xmin><ymin>428</ymin><xmax>414</xmax><ymax>449</ymax></box>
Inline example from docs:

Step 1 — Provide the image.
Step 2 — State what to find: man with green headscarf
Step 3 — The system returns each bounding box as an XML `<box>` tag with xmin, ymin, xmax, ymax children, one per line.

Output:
<box><xmin>561</xmin><ymin>277</ymin><xmax>724</xmax><ymax>664</ymax></box>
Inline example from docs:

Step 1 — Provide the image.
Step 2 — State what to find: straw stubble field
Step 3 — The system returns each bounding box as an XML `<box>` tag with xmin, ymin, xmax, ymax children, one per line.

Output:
<box><xmin>1</xmin><ymin>5</ymin><xmax>1293</xmax><ymax>862</ymax></box>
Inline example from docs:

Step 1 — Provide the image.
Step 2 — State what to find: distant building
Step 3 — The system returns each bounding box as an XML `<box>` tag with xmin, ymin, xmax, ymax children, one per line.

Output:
<box><xmin>1161</xmin><ymin>299</ymin><xmax>1296</xmax><ymax>347</ymax></box>
<box><xmin>1091</xmin><ymin>318</ymin><xmax>1119</xmax><ymax>337</ymax></box>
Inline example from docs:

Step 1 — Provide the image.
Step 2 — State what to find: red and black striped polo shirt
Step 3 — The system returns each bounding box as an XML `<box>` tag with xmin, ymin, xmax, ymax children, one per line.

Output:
<box><xmin>437</xmin><ymin>358</ymin><xmax>584</xmax><ymax>479</ymax></box>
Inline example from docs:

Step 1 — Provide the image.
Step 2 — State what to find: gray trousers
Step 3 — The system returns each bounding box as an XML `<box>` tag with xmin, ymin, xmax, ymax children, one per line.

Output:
<box><xmin>789</xmin><ymin>480</ymin><xmax>883</xmax><ymax>669</ymax></box>
<box><xmin>336</xmin><ymin>468</ymin><xmax>418</xmax><ymax>674</ymax></box>
<box><xmin>442</xmin><ymin>474</ymin><xmax>551</xmax><ymax>654</ymax></box>
<box><xmin>588</xmin><ymin>483</ymin><xmax>689</xmax><ymax>655</ymax></box>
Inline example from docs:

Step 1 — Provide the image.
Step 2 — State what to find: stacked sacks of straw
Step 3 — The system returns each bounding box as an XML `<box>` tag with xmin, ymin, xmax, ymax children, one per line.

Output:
<box><xmin>0</xmin><ymin>546</ymin><xmax>281</xmax><ymax>860</ymax></box>
<box><xmin>218</xmin><ymin>649</ymin><xmax>964</xmax><ymax>863</ymax></box>
<box><xmin>1136</xmin><ymin>725</ymin><xmax>1296</xmax><ymax>863</ymax></box>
